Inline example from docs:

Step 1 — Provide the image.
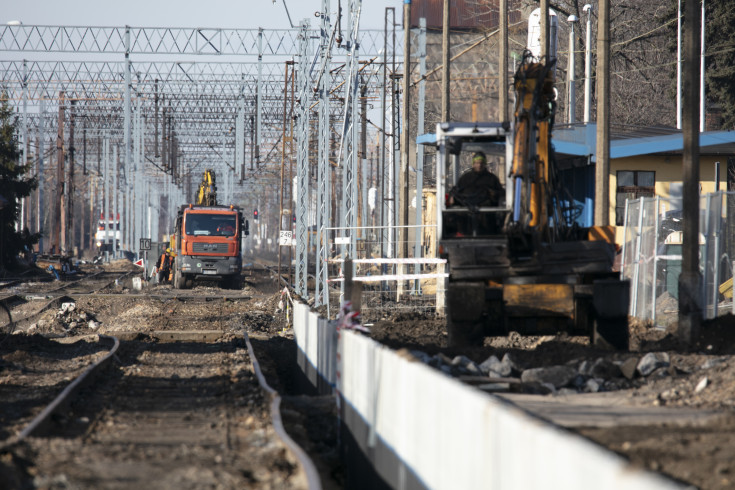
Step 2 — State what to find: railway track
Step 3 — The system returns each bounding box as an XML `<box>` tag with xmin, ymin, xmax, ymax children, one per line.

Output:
<box><xmin>0</xmin><ymin>332</ymin><xmax>315</xmax><ymax>489</ymax></box>
<box><xmin>0</xmin><ymin>271</ymin><xmax>137</xmax><ymax>333</ymax></box>
<box><xmin>0</xmin><ymin>266</ymin><xmax>318</xmax><ymax>489</ymax></box>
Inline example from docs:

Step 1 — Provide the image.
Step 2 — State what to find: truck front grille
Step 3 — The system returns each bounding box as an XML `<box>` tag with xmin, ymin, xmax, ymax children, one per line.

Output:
<box><xmin>192</xmin><ymin>242</ymin><xmax>228</xmax><ymax>253</ymax></box>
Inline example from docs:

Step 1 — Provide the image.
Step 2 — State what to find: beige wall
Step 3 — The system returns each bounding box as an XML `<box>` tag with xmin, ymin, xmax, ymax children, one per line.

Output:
<box><xmin>610</xmin><ymin>154</ymin><xmax>723</xmax><ymax>242</ymax></box>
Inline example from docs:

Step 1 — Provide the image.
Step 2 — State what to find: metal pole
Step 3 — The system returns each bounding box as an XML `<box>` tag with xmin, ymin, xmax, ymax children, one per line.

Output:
<box><xmin>256</xmin><ymin>28</ymin><xmax>263</xmax><ymax>168</ymax></box>
<box><xmin>316</xmin><ymin>0</ymin><xmax>332</xmax><ymax>308</ymax></box>
<box><xmin>594</xmin><ymin>0</ymin><xmax>610</xmax><ymax>226</ymax></box>
<box><xmin>380</xmin><ymin>8</ymin><xmax>392</xmax><ymax>262</ymax></box>
<box><xmin>113</xmin><ymin>145</ymin><xmax>118</xmax><ymax>259</ymax></box>
<box><xmin>400</xmin><ymin>0</ymin><xmax>412</xmax><ymax>275</ymax></box>
<box><xmin>103</xmin><ymin>133</ymin><xmax>109</xmax><ymax>262</ymax></box>
<box><xmin>540</xmin><ymin>0</ymin><xmax>549</xmax><ymax>59</ymax></box>
<box><xmin>279</xmin><ymin>60</ymin><xmax>289</xmax><ymax>280</ymax></box>
<box><xmin>677</xmin><ymin>0</ymin><xmax>682</xmax><ymax>129</ymax></box>
<box><xmin>55</xmin><ymin>91</ymin><xmax>65</xmax><ymax>255</ymax></box>
<box><xmin>289</xmin><ymin>67</ymin><xmax>296</xmax><ymax>285</ymax></box>
<box><xmin>295</xmin><ymin>19</ymin><xmax>311</xmax><ymax>297</ymax></box>
<box><xmin>652</xmin><ymin>196</ymin><xmax>661</xmax><ymax>323</ymax></box>
<box><xmin>441</xmin><ymin>0</ymin><xmax>450</xmax><ymax>121</ymax></box>
<box><xmin>499</xmin><ymin>0</ymin><xmax>508</xmax><ymax>121</ymax></box>
<box><xmin>414</xmin><ymin>17</ymin><xmax>427</xmax><ymax>293</ymax></box>
<box><xmin>68</xmin><ymin>101</ymin><xmax>76</xmax><ymax>256</ymax></box>
<box><xmin>583</xmin><ymin>4</ymin><xmax>592</xmax><ymax>124</ymax></box>
<box><xmin>237</xmin><ymin>75</ymin><xmax>245</xmax><ymax>180</ymax></box>
<box><xmin>21</xmin><ymin>60</ymin><xmax>28</xmax><ymax>232</ymax></box>
<box><xmin>124</xmin><ymin>26</ymin><xmax>132</xmax><ymax>242</ymax></box>
<box><xmin>38</xmin><ymin>98</ymin><xmax>45</xmax><ymax>253</ymax></box>
<box><xmin>568</xmin><ymin>16</ymin><xmax>578</xmax><ymax>124</ymax></box>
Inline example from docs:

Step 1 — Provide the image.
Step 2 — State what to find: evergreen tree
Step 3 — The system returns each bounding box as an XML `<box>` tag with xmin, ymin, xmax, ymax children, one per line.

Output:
<box><xmin>705</xmin><ymin>0</ymin><xmax>735</xmax><ymax>129</ymax></box>
<box><xmin>0</xmin><ymin>95</ymin><xmax>39</xmax><ymax>271</ymax></box>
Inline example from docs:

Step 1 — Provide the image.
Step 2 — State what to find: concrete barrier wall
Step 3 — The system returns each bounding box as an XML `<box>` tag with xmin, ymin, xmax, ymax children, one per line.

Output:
<box><xmin>293</xmin><ymin>302</ymin><xmax>336</xmax><ymax>395</ymax></box>
<box><xmin>293</xmin><ymin>301</ymin><xmax>688</xmax><ymax>490</ymax></box>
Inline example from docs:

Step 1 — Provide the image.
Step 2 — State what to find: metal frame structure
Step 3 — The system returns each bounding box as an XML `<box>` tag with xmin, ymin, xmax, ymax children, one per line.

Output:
<box><xmin>2</xmin><ymin>19</ymin><xmax>405</xmax><ymax>302</ymax></box>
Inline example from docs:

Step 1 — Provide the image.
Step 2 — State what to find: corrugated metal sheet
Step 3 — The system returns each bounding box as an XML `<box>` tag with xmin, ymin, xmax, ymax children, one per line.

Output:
<box><xmin>409</xmin><ymin>0</ymin><xmax>523</xmax><ymax>30</ymax></box>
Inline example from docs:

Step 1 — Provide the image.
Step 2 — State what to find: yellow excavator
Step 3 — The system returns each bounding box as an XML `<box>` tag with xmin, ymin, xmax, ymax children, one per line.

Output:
<box><xmin>196</xmin><ymin>169</ymin><xmax>218</xmax><ymax>206</ymax></box>
<box><xmin>438</xmin><ymin>51</ymin><xmax>629</xmax><ymax>349</ymax></box>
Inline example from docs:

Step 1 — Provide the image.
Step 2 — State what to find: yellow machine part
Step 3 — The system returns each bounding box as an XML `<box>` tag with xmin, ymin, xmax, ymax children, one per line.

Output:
<box><xmin>196</xmin><ymin>169</ymin><xmax>217</xmax><ymax>206</ymax></box>
<box><xmin>169</xmin><ymin>235</ymin><xmax>177</xmax><ymax>258</ymax></box>
<box><xmin>510</xmin><ymin>61</ymin><xmax>555</xmax><ymax>233</ymax></box>
<box><xmin>720</xmin><ymin>277</ymin><xmax>733</xmax><ymax>299</ymax></box>
<box><xmin>503</xmin><ymin>283</ymin><xmax>575</xmax><ymax>318</ymax></box>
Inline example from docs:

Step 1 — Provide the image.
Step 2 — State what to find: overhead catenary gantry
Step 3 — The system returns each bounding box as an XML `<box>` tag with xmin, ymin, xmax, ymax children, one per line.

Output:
<box><xmin>2</xmin><ymin>12</ymin><xmax>407</xmax><ymax>305</ymax></box>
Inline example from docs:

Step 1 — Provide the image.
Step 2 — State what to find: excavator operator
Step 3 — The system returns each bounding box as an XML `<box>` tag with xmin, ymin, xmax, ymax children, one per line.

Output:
<box><xmin>449</xmin><ymin>152</ymin><xmax>503</xmax><ymax>208</ymax></box>
<box><xmin>447</xmin><ymin>152</ymin><xmax>504</xmax><ymax>236</ymax></box>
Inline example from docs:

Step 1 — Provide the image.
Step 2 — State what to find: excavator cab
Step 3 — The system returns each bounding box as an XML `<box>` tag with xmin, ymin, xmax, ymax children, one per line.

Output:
<box><xmin>438</xmin><ymin>122</ymin><xmax>511</xmax><ymax>240</ymax></box>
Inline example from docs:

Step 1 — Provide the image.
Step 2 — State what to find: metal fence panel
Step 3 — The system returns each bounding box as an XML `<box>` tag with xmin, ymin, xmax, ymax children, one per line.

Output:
<box><xmin>622</xmin><ymin>192</ymin><xmax>735</xmax><ymax>326</ymax></box>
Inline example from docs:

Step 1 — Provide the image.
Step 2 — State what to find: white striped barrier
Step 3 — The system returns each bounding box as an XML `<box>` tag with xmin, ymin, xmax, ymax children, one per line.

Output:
<box><xmin>293</xmin><ymin>299</ymin><xmax>691</xmax><ymax>490</ymax></box>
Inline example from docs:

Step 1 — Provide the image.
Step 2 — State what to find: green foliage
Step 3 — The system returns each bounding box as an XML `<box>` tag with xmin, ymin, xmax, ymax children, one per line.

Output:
<box><xmin>705</xmin><ymin>0</ymin><xmax>735</xmax><ymax>129</ymax></box>
<box><xmin>0</xmin><ymin>96</ymin><xmax>39</xmax><ymax>270</ymax></box>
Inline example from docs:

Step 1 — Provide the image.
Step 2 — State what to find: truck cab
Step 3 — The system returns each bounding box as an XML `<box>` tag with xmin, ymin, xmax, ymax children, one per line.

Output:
<box><xmin>172</xmin><ymin>204</ymin><xmax>248</xmax><ymax>289</ymax></box>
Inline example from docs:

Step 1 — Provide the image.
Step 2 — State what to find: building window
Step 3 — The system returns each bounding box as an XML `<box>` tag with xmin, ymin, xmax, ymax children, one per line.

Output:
<box><xmin>615</xmin><ymin>170</ymin><xmax>655</xmax><ymax>225</ymax></box>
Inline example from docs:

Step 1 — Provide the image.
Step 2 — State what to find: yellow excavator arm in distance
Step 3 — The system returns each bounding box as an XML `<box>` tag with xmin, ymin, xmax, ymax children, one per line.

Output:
<box><xmin>196</xmin><ymin>169</ymin><xmax>218</xmax><ymax>206</ymax></box>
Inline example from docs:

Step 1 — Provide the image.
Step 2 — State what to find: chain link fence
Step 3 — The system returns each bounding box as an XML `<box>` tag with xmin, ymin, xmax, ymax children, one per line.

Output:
<box><xmin>621</xmin><ymin>192</ymin><xmax>735</xmax><ymax>327</ymax></box>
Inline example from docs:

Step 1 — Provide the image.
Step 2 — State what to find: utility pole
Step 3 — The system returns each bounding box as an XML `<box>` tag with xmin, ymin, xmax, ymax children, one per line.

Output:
<box><xmin>278</xmin><ymin>60</ymin><xmax>289</xmax><ymax>280</ymax></box>
<box><xmin>594</xmin><ymin>0</ymin><xmax>610</xmax><ymax>226</ymax></box>
<box><xmin>540</xmin><ymin>0</ymin><xmax>549</xmax><ymax>59</ymax></box>
<box><xmin>37</xmin><ymin>98</ymin><xmax>45</xmax><ymax>253</ymax></box>
<box><xmin>154</xmin><ymin>79</ymin><xmax>160</xmax><ymax>158</ymax></box>
<box><xmin>54</xmin><ymin>91</ymin><xmax>65</xmax><ymax>255</ymax></box>
<box><xmin>360</xmin><ymin>82</ymin><xmax>368</xmax><ymax>232</ymax></box>
<box><xmin>568</xmin><ymin>15</ymin><xmax>578</xmax><ymax>124</ymax></box>
<box><xmin>400</xmin><ymin>0</ymin><xmax>411</xmax><ymax>264</ymax></box>
<box><xmin>679</xmin><ymin>0</ymin><xmax>702</xmax><ymax>346</ymax></box>
<box><xmin>68</xmin><ymin>100</ymin><xmax>76</xmax><ymax>256</ymax></box>
<box><xmin>583</xmin><ymin>4</ymin><xmax>593</xmax><ymax>124</ymax></box>
<box><xmin>499</xmin><ymin>0</ymin><xmax>508</xmax><ymax>121</ymax></box>
<box><xmin>441</xmin><ymin>0</ymin><xmax>450</xmax><ymax>121</ymax></box>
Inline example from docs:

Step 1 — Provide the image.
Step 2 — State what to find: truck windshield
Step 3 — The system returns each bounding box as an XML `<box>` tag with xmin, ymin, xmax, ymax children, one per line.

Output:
<box><xmin>185</xmin><ymin>214</ymin><xmax>237</xmax><ymax>237</ymax></box>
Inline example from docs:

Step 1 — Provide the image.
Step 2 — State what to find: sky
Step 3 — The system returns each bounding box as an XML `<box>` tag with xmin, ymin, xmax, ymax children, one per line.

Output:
<box><xmin>1</xmin><ymin>0</ymin><xmax>399</xmax><ymax>31</ymax></box>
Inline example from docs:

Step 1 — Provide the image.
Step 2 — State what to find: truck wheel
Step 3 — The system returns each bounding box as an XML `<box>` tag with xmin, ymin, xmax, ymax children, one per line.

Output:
<box><xmin>173</xmin><ymin>269</ymin><xmax>184</xmax><ymax>289</ymax></box>
<box><xmin>222</xmin><ymin>275</ymin><xmax>242</xmax><ymax>290</ymax></box>
<box><xmin>591</xmin><ymin>317</ymin><xmax>629</xmax><ymax>351</ymax></box>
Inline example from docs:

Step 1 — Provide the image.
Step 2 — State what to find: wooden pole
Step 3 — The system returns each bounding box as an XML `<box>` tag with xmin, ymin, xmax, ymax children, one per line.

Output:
<box><xmin>679</xmin><ymin>0</ymin><xmax>703</xmax><ymax>345</ymax></box>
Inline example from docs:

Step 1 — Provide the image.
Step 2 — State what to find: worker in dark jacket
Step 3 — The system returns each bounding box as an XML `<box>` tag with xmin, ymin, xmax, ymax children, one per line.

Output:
<box><xmin>447</xmin><ymin>152</ymin><xmax>504</xmax><ymax>236</ymax></box>
<box><xmin>157</xmin><ymin>248</ymin><xmax>173</xmax><ymax>284</ymax></box>
<box><xmin>450</xmin><ymin>151</ymin><xmax>503</xmax><ymax>207</ymax></box>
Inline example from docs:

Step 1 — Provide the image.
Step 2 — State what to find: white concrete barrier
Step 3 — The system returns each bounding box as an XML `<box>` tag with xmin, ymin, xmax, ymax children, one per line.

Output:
<box><xmin>293</xmin><ymin>301</ymin><xmax>690</xmax><ymax>490</ymax></box>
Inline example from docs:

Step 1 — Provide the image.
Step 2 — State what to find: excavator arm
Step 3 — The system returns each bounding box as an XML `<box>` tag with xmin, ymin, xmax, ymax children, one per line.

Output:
<box><xmin>197</xmin><ymin>169</ymin><xmax>218</xmax><ymax>206</ymax></box>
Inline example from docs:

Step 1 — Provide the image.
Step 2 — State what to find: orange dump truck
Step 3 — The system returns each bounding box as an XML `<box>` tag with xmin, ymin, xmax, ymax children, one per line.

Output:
<box><xmin>170</xmin><ymin>204</ymin><xmax>249</xmax><ymax>289</ymax></box>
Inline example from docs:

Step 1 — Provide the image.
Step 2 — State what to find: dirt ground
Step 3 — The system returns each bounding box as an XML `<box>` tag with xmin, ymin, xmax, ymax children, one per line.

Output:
<box><xmin>5</xmin><ymin>260</ymin><xmax>735</xmax><ymax>489</ymax></box>
<box><xmin>367</xmin><ymin>309</ymin><xmax>735</xmax><ymax>490</ymax></box>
